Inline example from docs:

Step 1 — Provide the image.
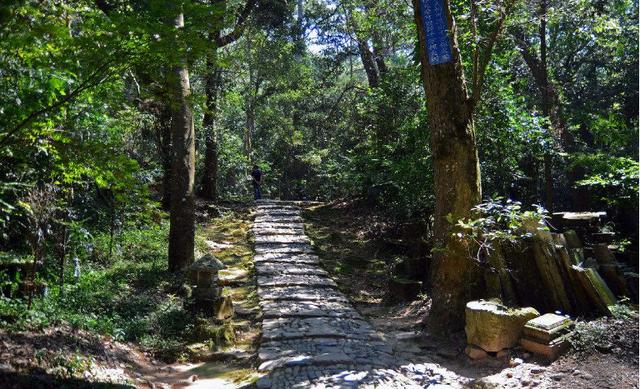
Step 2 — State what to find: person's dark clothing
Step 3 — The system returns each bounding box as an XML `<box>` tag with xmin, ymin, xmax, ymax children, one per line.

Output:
<box><xmin>251</xmin><ymin>168</ymin><xmax>262</xmax><ymax>183</ymax></box>
<box><xmin>251</xmin><ymin>168</ymin><xmax>262</xmax><ymax>200</ymax></box>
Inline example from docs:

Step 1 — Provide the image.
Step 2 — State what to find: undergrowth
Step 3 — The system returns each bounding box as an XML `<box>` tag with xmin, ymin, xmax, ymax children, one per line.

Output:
<box><xmin>0</xmin><ymin>209</ymin><xmax>250</xmax><ymax>362</ymax></box>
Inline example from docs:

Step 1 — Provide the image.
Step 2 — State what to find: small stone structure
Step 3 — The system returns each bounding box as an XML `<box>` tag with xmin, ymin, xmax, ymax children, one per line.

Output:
<box><xmin>190</xmin><ymin>254</ymin><xmax>234</xmax><ymax>320</ymax></box>
<box><xmin>465</xmin><ymin>300</ymin><xmax>539</xmax><ymax>359</ymax></box>
<box><xmin>520</xmin><ymin>313</ymin><xmax>574</xmax><ymax>361</ymax></box>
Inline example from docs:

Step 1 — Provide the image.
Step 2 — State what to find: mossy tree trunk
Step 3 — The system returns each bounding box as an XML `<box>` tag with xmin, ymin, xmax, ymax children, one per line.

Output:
<box><xmin>167</xmin><ymin>10</ymin><xmax>196</xmax><ymax>272</ymax></box>
<box><xmin>412</xmin><ymin>0</ymin><xmax>484</xmax><ymax>333</ymax></box>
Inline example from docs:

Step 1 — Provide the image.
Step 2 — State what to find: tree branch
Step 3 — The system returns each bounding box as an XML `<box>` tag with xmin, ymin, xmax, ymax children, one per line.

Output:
<box><xmin>470</xmin><ymin>0</ymin><xmax>517</xmax><ymax>109</ymax></box>
<box><xmin>0</xmin><ymin>61</ymin><xmax>117</xmax><ymax>147</ymax></box>
<box><xmin>215</xmin><ymin>0</ymin><xmax>258</xmax><ymax>47</ymax></box>
<box><xmin>470</xmin><ymin>0</ymin><xmax>479</xmax><ymax>100</ymax></box>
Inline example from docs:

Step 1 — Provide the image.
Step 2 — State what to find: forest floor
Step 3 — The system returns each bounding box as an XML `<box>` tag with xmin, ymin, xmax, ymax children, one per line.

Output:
<box><xmin>0</xmin><ymin>200</ymin><xmax>637</xmax><ymax>388</ymax></box>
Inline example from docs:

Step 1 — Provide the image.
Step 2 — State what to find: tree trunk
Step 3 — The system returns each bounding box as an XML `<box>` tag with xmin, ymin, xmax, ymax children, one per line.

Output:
<box><xmin>413</xmin><ymin>0</ymin><xmax>484</xmax><ymax>333</ymax></box>
<box><xmin>167</xmin><ymin>11</ymin><xmax>196</xmax><ymax>272</ymax></box>
<box><xmin>200</xmin><ymin>51</ymin><xmax>222</xmax><ymax>201</ymax></box>
<box><xmin>512</xmin><ymin>0</ymin><xmax>577</xmax><ymax>210</ymax></box>
<box><xmin>244</xmin><ymin>101</ymin><xmax>254</xmax><ymax>159</ymax></box>
<box><xmin>159</xmin><ymin>105</ymin><xmax>173</xmax><ymax>210</ymax></box>
<box><xmin>544</xmin><ymin>152</ymin><xmax>553</xmax><ymax>211</ymax></box>
<box><xmin>371</xmin><ymin>31</ymin><xmax>388</xmax><ymax>76</ymax></box>
<box><xmin>357</xmin><ymin>38</ymin><xmax>379</xmax><ymax>88</ymax></box>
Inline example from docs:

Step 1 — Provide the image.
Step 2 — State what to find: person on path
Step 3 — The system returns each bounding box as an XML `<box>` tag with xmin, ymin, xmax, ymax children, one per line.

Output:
<box><xmin>251</xmin><ymin>165</ymin><xmax>263</xmax><ymax>200</ymax></box>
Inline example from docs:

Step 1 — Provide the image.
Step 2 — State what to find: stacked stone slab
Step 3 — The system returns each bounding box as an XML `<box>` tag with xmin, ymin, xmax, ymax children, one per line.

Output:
<box><xmin>520</xmin><ymin>313</ymin><xmax>573</xmax><ymax>361</ymax></box>
<box><xmin>252</xmin><ymin>200</ymin><xmax>423</xmax><ymax>388</ymax></box>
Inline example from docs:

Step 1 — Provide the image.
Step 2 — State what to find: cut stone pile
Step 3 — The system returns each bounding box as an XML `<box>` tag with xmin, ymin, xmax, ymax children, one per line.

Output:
<box><xmin>252</xmin><ymin>200</ymin><xmax>429</xmax><ymax>389</ymax></box>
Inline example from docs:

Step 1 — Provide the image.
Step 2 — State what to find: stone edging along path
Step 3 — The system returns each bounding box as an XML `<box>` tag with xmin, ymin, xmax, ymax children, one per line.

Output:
<box><xmin>252</xmin><ymin>200</ymin><xmax>434</xmax><ymax>389</ymax></box>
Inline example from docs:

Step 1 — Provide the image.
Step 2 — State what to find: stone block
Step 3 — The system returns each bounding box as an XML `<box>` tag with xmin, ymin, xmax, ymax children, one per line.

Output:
<box><xmin>519</xmin><ymin>336</ymin><xmax>569</xmax><ymax>361</ymax></box>
<box><xmin>465</xmin><ymin>300</ymin><xmax>539</xmax><ymax>352</ymax></box>
<box><xmin>522</xmin><ymin>313</ymin><xmax>573</xmax><ymax>344</ymax></box>
<box><xmin>464</xmin><ymin>344</ymin><xmax>488</xmax><ymax>360</ymax></box>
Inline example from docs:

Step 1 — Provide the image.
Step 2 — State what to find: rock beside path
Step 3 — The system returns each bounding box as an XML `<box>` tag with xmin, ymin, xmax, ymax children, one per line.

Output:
<box><xmin>465</xmin><ymin>300</ymin><xmax>540</xmax><ymax>353</ymax></box>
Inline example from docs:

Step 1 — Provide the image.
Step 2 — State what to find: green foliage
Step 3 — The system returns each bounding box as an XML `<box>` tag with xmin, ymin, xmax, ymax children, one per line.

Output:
<box><xmin>0</xmin><ymin>223</ymin><xmax>191</xmax><ymax>358</ymax></box>
<box><xmin>573</xmin><ymin>154</ymin><xmax>639</xmax><ymax>206</ymax></box>
<box><xmin>453</xmin><ymin>198</ymin><xmax>549</xmax><ymax>250</ymax></box>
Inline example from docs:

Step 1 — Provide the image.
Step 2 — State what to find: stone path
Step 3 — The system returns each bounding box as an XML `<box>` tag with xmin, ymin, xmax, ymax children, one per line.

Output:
<box><xmin>252</xmin><ymin>200</ymin><xmax>433</xmax><ymax>389</ymax></box>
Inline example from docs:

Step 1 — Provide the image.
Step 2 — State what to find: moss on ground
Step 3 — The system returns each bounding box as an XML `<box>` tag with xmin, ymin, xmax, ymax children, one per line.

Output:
<box><xmin>303</xmin><ymin>203</ymin><xmax>413</xmax><ymax>304</ymax></box>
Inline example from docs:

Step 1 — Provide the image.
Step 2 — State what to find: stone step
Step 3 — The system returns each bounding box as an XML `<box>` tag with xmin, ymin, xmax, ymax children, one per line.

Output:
<box><xmin>254</xmin><ymin>243</ymin><xmax>314</xmax><ymax>254</ymax></box>
<box><xmin>258</xmin><ymin>286</ymin><xmax>349</xmax><ymax>303</ymax></box>
<box><xmin>255</xmin><ymin>210</ymin><xmax>302</xmax><ymax>217</ymax></box>
<box><xmin>252</xmin><ymin>227</ymin><xmax>306</xmax><ymax>235</ymax></box>
<box><xmin>260</xmin><ymin>300</ymin><xmax>362</xmax><ymax>319</ymax></box>
<box><xmin>255</xmin><ymin>365</ymin><xmax>422</xmax><ymax>389</ymax></box>
<box><xmin>255</xmin><ymin>263</ymin><xmax>327</xmax><ymax>276</ymax></box>
<box><xmin>259</xmin><ymin>338</ymin><xmax>393</xmax><ymax>363</ymax></box>
<box><xmin>254</xmin><ymin>253</ymin><xmax>320</xmax><ymax>265</ymax></box>
<box><xmin>255</xmin><ymin>235</ymin><xmax>310</xmax><ymax>244</ymax></box>
<box><xmin>252</xmin><ymin>222</ymin><xmax>305</xmax><ymax>230</ymax></box>
<box><xmin>257</xmin><ymin>274</ymin><xmax>337</xmax><ymax>288</ymax></box>
<box><xmin>255</xmin><ymin>216</ymin><xmax>304</xmax><ymax>223</ymax></box>
<box><xmin>258</xmin><ymin>345</ymin><xmax>397</xmax><ymax>372</ymax></box>
<box><xmin>255</xmin><ymin>199</ymin><xmax>322</xmax><ymax>206</ymax></box>
<box><xmin>256</xmin><ymin>199</ymin><xmax>297</xmax><ymax>205</ymax></box>
<box><xmin>261</xmin><ymin>316</ymin><xmax>383</xmax><ymax>342</ymax></box>
<box><xmin>256</xmin><ymin>204</ymin><xmax>300</xmax><ymax>210</ymax></box>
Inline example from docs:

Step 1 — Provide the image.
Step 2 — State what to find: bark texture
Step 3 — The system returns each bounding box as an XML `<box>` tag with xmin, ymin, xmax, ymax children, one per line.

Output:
<box><xmin>199</xmin><ymin>0</ymin><xmax>256</xmax><ymax>200</ymax></box>
<box><xmin>413</xmin><ymin>0</ymin><xmax>484</xmax><ymax>333</ymax></box>
<box><xmin>158</xmin><ymin>105</ymin><xmax>173</xmax><ymax>210</ymax></box>
<box><xmin>200</xmin><ymin>52</ymin><xmax>222</xmax><ymax>201</ymax></box>
<box><xmin>167</xmin><ymin>12</ymin><xmax>196</xmax><ymax>272</ymax></box>
<box><xmin>357</xmin><ymin>38</ymin><xmax>380</xmax><ymax>88</ymax></box>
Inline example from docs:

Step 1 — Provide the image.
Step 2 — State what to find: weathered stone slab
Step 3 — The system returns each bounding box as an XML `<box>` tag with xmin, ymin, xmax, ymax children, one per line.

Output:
<box><xmin>254</xmin><ymin>253</ymin><xmax>320</xmax><ymax>264</ymax></box>
<box><xmin>258</xmin><ymin>353</ymin><xmax>400</xmax><ymax>374</ymax></box>
<box><xmin>256</xmin><ymin>204</ymin><xmax>300</xmax><ymax>210</ymax></box>
<box><xmin>255</xmin><ymin>210</ymin><xmax>301</xmax><ymax>217</ymax></box>
<box><xmin>261</xmin><ymin>317</ymin><xmax>382</xmax><ymax>342</ymax></box>
<box><xmin>255</xmin><ymin>365</ymin><xmax>423</xmax><ymax>389</ymax></box>
<box><xmin>255</xmin><ymin>215</ymin><xmax>303</xmax><ymax>223</ymax></box>
<box><xmin>256</xmin><ymin>199</ymin><xmax>321</xmax><ymax>206</ymax></box>
<box><xmin>257</xmin><ymin>274</ymin><xmax>337</xmax><ymax>288</ymax></box>
<box><xmin>260</xmin><ymin>300</ymin><xmax>361</xmax><ymax>319</ymax></box>
<box><xmin>252</xmin><ymin>222</ymin><xmax>305</xmax><ymax>230</ymax></box>
<box><xmin>255</xmin><ymin>262</ymin><xmax>327</xmax><ymax>276</ymax></box>
<box><xmin>258</xmin><ymin>286</ymin><xmax>349</xmax><ymax>303</ymax></box>
<box><xmin>254</xmin><ymin>243</ymin><xmax>314</xmax><ymax>254</ymax></box>
<box><xmin>252</xmin><ymin>227</ymin><xmax>305</xmax><ymax>235</ymax></box>
<box><xmin>259</xmin><ymin>338</ymin><xmax>393</xmax><ymax>363</ymax></box>
<box><xmin>255</xmin><ymin>199</ymin><xmax>295</xmax><ymax>205</ymax></box>
<box><xmin>255</xmin><ymin>235</ymin><xmax>310</xmax><ymax>244</ymax></box>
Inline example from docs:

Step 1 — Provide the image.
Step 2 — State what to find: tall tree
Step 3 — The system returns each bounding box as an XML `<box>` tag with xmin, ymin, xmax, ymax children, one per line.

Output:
<box><xmin>412</xmin><ymin>0</ymin><xmax>514</xmax><ymax>332</ymax></box>
<box><xmin>167</xmin><ymin>9</ymin><xmax>196</xmax><ymax>272</ymax></box>
<box><xmin>200</xmin><ymin>0</ymin><xmax>257</xmax><ymax>201</ymax></box>
<box><xmin>510</xmin><ymin>0</ymin><xmax>577</xmax><ymax>210</ymax></box>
